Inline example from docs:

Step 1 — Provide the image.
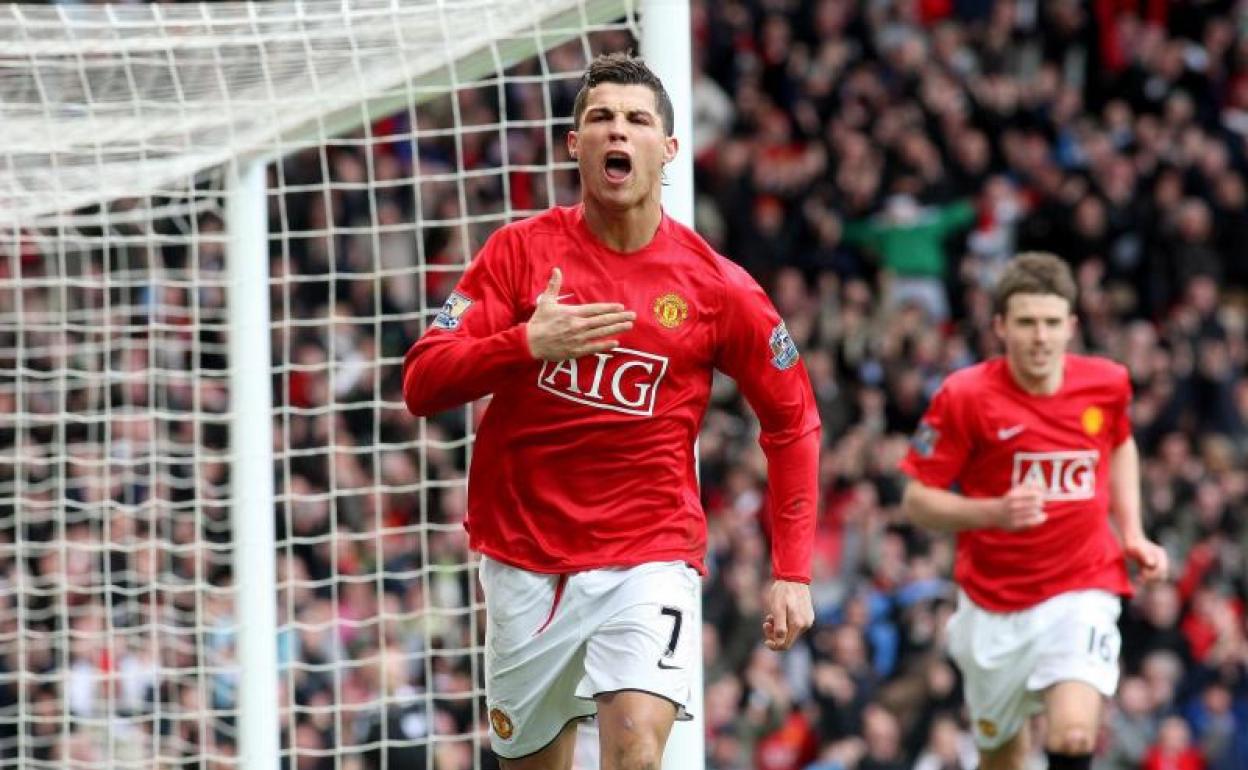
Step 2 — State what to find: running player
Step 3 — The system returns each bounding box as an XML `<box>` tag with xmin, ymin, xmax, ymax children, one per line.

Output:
<box><xmin>901</xmin><ymin>252</ymin><xmax>1168</xmax><ymax>770</ymax></box>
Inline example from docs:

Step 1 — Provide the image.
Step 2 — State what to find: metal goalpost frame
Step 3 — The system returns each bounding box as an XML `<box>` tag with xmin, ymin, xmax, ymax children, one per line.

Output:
<box><xmin>227</xmin><ymin>159</ymin><xmax>280</xmax><ymax>770</ymax></box>
<box><xmin>640</xmin><ymin>0</ymin><xmax>702</xmax><ymax>767</ymax></box>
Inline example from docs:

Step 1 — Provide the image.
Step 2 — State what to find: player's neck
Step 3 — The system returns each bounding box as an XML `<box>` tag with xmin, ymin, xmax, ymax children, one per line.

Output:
<box><xmin>581</xmin><ymin>198</ymin><xmax>663</xmax><ymax>253</ymax></box>
<box><xmin>1006</xmin><ymin>356</ymin><xmax>1064</xmax><ymax>395</ymax></box>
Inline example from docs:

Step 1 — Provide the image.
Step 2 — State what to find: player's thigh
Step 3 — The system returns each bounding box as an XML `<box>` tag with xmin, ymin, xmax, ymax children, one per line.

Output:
<box><xmin>577</xmin><ymin>562</ymin><xmax>700</xmax><ymax>715</ymax></box>
<box><xmin>1043</xmin><ymin>680</ymin><xmax>1105</xmax><ymax>754</ymax></box>
<box><xmin>596</xmin><ymin>690</ymin><xmax>677</xmax><ymax>770</ymax></box>
<box><xmin>1027</xmin><ymin>590</ymin><xmax>1122</xmax><ymax>701</ymax></box>
<box><xmin>1025</xmin><ymin>591</ymin><xmax>1119</xmax><ymax>755</ymax></box>
<box><xmin>480</xmin><ymin>555</ymin><xmax>567</xmax><ymax>660</ymax></box>
<box><xmin>498</xmin><ymin>719</ymin><xmax>578</xmax><ymax>770</ymax></box>
<box><xmin>978</xmin><ymin>727</ymin><xmax>1030</xmax><ymax>770</ymax></box>
<box><xmin>945</xmin><ymin>595</ymin><xmax>1038</xmax><ymax>750</ymax></box>
<box><xmin>481</xmin><ymin>557</ymin><xmax>595</xmax><ymax>759</ymax></box>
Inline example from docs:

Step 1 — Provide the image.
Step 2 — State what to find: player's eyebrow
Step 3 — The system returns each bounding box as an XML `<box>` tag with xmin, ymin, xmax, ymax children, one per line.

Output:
<box><xmin>584</xmin><ymin>105</ymin><xmax>657</xmax><ymax>121</ymax></box>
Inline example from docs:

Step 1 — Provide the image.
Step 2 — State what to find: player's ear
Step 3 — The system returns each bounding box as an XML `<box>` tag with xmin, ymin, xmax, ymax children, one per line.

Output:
<box><xmin>662</xmin><ymin>134</ymin><xmax>677</xmax><ymax>164</ymax></box>
<box><xmin>992</xmin><ymin>312</ymin><xmax>1006</xmax><ymax>342</ymax></box>
<box><xmin>567</xmin><ymin>130</ymin><xmax>579</xmax><ymax>160</ymax></box>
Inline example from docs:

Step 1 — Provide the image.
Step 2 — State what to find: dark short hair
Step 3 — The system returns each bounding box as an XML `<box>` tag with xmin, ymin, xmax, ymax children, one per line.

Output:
<box><xmin>994</xmin><ymin>252</ymin><xmax>1078</xmax><ymax>316</ymax></box>
<box><xmin>572</xmin><ymin>52</ymin><xmax>674</xmax><ymax>136</ymax></box>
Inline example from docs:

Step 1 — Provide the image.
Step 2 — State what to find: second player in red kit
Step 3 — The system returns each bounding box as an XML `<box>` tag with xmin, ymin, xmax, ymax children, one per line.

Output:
<box><xmin>901</xmin><ymin>253</ymin><xmax>1167</xmax><ymax>770</ymax></box>
<box><xmin>905</xmin><ymin>353</ymin><xmax>1134</xmax><ymax>611</ymax></box>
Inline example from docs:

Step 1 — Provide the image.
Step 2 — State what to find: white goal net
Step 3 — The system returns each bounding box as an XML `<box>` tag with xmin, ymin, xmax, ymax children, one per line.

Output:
<box><xmin>0</xmin><ymin>1</ymin><xmax>643</xmax><ymax>767</ymax></box>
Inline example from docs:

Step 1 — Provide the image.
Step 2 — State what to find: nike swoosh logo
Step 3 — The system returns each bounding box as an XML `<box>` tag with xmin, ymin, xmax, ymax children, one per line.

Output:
<box><xmin>534</xmin><ymin>292</ymin><xmax>576</xmax><ymax>303</ymax></box>
<box><xmin>997</xmin><ymin>425</ymin><xmax>1026</xmax><ymax>440</ymax></box>
<box><xmin>657</xmin><ymin>660</ymin><xmax>682</xmax><ymax>670</ymax></box>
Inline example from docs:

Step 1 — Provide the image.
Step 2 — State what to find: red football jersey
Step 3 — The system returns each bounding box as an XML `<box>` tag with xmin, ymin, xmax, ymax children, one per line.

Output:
<box><xmin>900</xmin><ymin>355</ymin><xmax>1133</xmax><ymax>610</ymax></box>
<box><xmin>403</xmin><ymin>205</ymin><xmax>821</xmax><ymax>581</ymax></box>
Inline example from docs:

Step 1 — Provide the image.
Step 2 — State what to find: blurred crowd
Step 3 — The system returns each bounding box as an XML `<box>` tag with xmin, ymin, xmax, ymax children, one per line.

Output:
<box><xmin>688</xmin><ymin>1</ymin><xmax>1248</xmax><ymax>770</ymax></box>
<box><xmin>4</xmin><ymin>0</ymin><xmax>1248</xmax><ymax>769</ymax></box>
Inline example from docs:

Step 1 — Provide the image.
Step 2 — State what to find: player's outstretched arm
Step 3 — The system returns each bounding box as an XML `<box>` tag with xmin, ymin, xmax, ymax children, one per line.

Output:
<box><xmin>525</xmin><ymin>268</ymin><xmax>635</xmax><ymax>361</ymax></box>
<box><xmin>1110</xmin><ymin>437</ymin><xmax>1169</xmax><ymax>582</ymax></box>
<box><xmin>902</xmin><ymin>479</ymin><xmax>1047</xmax><ymax>532</ymax></box>
<box><xmin>762</xmin><ymin>580</ymin><xmax>813</xmax><ymax>651</ymax></box>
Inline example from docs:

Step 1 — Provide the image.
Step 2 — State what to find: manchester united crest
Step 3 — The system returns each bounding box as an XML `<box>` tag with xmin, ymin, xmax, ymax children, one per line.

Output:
<box><xmin>1082</xmin><ymin>406</ymin><xmax>1104</xmax><ymax>436</ymax></box>
<box><xmin>653</xmin><ymin>293</ymin><xmax>689</xmax><ymax>329</ymax></box>
<box><xmin>489</xmin><ymin>707</ymin><xmax>514</xmax><ymax>740</ymax></box>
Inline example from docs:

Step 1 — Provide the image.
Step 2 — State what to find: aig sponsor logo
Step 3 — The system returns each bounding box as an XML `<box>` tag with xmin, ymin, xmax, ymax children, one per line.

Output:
<box><xmin>537</xmin><ymin>347</ymin><xmax>669</xmax><ymax>416</ymax></box>
<box><xmin>1011</xmin><ymin>450</ymin><xmax>1099</xmax><ymax>501</ymax></box>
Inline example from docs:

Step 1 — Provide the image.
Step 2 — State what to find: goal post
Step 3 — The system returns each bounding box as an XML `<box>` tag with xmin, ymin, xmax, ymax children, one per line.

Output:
<box><xmin>637</xmin><ymin>0</ymin><xmax>701</xmax><ymax>767</ymax></box>
<box><xmin>226</xmin><ymin>161</ymin><xmax>279</xmax><ymax>770</ymax></box>
<box><xmin>0</xmin><ymin>1</ymin><xmax>700</xmax><ymax>769</ymax></box>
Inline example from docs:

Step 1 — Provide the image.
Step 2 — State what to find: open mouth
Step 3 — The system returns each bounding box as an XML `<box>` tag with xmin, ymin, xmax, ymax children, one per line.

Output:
<box><xmin>604</xmin><ymin>152</ymin><xmax>632</xmax><ymax>183</ymax></box>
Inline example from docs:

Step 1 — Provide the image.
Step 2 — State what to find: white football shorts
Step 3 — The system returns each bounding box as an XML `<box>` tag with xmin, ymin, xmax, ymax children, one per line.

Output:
<box><xmin>479</xmin><ymin>555</ymin><xmax>700</xmax><ymax>760</ymax></box>
<box><xmin>945</xmin><ymin>588</ymin><xmax>1122</xmax><ymax>750</ymax></box>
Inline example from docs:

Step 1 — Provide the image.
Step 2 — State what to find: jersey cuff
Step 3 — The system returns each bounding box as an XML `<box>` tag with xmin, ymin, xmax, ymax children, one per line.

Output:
<box><xmin>500</xmin><ymin>323</ymin><xmax>537</xmax><ymax>364</ymax></box>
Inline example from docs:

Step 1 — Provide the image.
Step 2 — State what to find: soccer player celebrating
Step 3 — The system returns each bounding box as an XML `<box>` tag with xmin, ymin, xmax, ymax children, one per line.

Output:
<box><xmin>403</xmin><ymin>53</ymin><xmax>820</xmax><ymax>770</ymax></box>
<box><xmin>900</xmin><ymin>252</ymin><xmax>1169</xmax><ymax>770</ymax></box>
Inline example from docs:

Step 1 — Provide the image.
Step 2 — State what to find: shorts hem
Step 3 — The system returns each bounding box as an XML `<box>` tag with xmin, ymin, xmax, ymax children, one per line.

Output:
<box><xmin>490</xmin><ymin>714</ymin><xmax>593</xmax><ymax>761</ymax></box>
<box><xmin>973</xmin><ymin>728</ymin><xmax>1023</xmax><ymax>752</ymax></box>
<box><xmin>1025</xmin><ymin>671</ymin><xmax>1117</xmax><ymax>698</ymax></box>
<box><xmin>584</xmin><ymin>687</ymin><xmax>694</xmax><ymax>721</ymax></box>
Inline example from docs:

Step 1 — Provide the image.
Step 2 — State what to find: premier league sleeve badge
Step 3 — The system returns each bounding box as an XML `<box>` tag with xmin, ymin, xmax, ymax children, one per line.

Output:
<box><xmin>768</xmin><ymin>322</ymin><xmax>799</xmax><ymax>370</ymax></box>
<box><xmin>432</xmin><ymin>291</ymin><xmax>474</xmax><ymax>330</ymax></box>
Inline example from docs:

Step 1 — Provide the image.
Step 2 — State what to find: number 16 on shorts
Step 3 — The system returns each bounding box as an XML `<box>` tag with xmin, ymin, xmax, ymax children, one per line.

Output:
<box><xmin>1086</xmin><ymin>624</ymin><xmax>1118</xmax><ymax>664</ymax></box>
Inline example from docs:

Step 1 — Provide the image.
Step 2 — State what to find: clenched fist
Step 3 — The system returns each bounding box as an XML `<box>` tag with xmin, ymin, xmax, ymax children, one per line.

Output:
<box><xmin>762</xmin><ymin>580</ymin><xmax>814</xmax><ymax>651</ymax></box>
<box><xmin>991</xmin><ymin>483</ymin><xmax>1047</xmax><ymax>531</ymax></box>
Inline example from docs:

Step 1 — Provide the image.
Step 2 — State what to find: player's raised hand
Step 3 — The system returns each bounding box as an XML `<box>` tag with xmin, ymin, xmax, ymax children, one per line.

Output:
<box><xmin>1124</xmin><ymin>535</ymin><xmax>1169</xmax><ymax>582</ymax></box>
<box><xmin>993</xmin><ymin>483</ymin><xmax>1047</xmax><ymax>531</ymax></box>
<box><xmin>525</xmin><ymin>268</ymin><xmax>636</xmax><ymax>361</ymax></box>
<box><xmin>762</xmin><ymin>580</ymin><xmax>814</xmax><ymax>651</ymax></box>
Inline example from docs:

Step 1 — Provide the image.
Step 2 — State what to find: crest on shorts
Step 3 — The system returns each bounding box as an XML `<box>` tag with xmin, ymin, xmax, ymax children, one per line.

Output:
<box><xmin>768</xmin><ymin>322</ymin><xmax>799</xmax><ymax>370</ymax></box>
<box><xmin>976</xmin><ymin>719</ymin><xmax>998</xmax><ymax>738</ymax></box>
<box><xmin>653</xmin><ymin>292</ymin><xmax>689</xmax><ymax>329</ymax></box>
<box><xmin>489</xmin><ymin>706</ymin><xmax>514</xmax><ymax>740</ymax></box>
<box><xmin>433</xmin><ymin>291</ymin><xmax>473</xmax><ymax>330</ymax></box>
<box><xmin>912</xmin><ymin>421</ymin><xmax>939</xmax><ymax>457</ymax></box>
<box><xmin>1081</xmin><ymin>406</ymin><xmax>1104</xmax><ymax>436</ymax></box>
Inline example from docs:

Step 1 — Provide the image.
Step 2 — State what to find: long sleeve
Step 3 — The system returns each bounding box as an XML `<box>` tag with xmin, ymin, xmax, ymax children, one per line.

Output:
<box><xmin>402</xmin><ymin>227</ymin><xmax>534</xmax><ymax>416</ymax></box>
<box><xmin>840</xmin><ymin>217</ymin><xmax>883</xmax><ymax>250</ymax></box>
<box><xmin>934</xmin><ymin>199</ymin><xmax>976</xmax><ymax>235</ymax></box>
<box><xmin>713</xmin><ymin>262</ymin><xmax>822</xmax><ymax>583</ymax></box>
